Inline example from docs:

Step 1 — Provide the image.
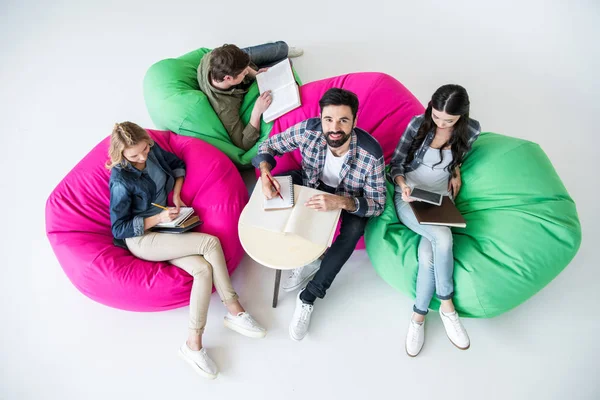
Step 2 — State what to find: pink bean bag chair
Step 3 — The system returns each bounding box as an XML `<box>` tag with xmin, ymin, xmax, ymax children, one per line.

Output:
<box><xmin>257</xmin><ymin>72</ymin><xmax>425</xmax><ymax>249</ymax></box>
<box><xmin>46</xmin><ymin>130</ymin><xmax>249</xmax><ymax>312</ymax></box>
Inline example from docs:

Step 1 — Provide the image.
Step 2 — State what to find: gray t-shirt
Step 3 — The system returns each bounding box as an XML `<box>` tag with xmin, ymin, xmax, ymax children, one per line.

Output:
<box><xmin>137</xmin><ymin>158</ymin><xmax>168</xmax><ymax>218</ymax></box>
<box><xmin>405</xmin><ymin>147</ymin><xmax>453</xmax><ymax>196</ymax></box>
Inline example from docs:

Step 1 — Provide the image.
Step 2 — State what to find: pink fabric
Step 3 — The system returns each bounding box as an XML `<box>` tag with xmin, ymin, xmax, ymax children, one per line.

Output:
<box><xmin>46</xmin><ymin>130</ymin><xmax>248</xmax><ymax>312</ymax></box>
<box><xmin>257</xmin><ymin>73</ymin><xmax>425</xmax><ymax>249</ymax></box>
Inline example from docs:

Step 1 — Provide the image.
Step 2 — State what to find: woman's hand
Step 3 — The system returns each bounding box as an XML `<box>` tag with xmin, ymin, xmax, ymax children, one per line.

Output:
<box><xmin>172</xmin><ymin>194</ymin><xmax>187</xmax><ymax>213</ymax></box>
<box><xmin>158</xmin><ymin>208</ymin><xmax>179</xmax><ymax>223</ymax></box>
<box><xmin>449</xmin><ymin>168</ymin><xmax>462</xmax><ymax>198</ymax></box>
<box><xmin>401</xmin><ymin>185</ymin><xmax>414</xmax><ymax>202</ymax></box>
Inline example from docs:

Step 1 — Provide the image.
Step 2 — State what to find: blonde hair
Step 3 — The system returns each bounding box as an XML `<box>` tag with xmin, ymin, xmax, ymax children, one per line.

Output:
<box><xmin>106</xmin><ymin>122</ymin><xmax>154</xmax><ymax>170</ymax></box>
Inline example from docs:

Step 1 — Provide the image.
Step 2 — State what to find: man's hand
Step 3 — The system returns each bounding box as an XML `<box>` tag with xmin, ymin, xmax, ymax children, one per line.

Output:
<box><xmin>253</xmin><ymin>91</ymin><xmax>272</xmax><ymax>115</ymax></box>
<box><xmin>260</xmin><ymin>167</ymin><xmax>280</xmax><ymax>200</ymax></box>
<box><xmin>304</xmin><ymin>194</ymin><xmax>354</xmax><ymax>212</ymax></box>
<box><xmin>256</xmin><ymin>67</ymin><xmax>269</xmax><ymax>74</ymax></box>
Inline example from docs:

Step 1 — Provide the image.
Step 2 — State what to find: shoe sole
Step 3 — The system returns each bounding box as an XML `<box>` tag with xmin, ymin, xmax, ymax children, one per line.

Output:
<box><xmin>445</xmin><ymin>335</ymin><xmax>470</xmax><ymax>350</ymax></box>
<box><xmin>224</xmin><ymin>319</ymin><xmax>267</xmax><ymax>339</ymax></box>
<box><xmin>281</xmin><ymin>270</ymin><xmax>319</xmax><ymax>292</ymax></box>
<box><xmin>288</xmin><ymin>323</ymin><xmax>306</xmax><ymax>342</ymax></box>
<box><xmin>405</xmin><ymin>342</ymin><xmax>424</xmax><ymax>357</ymax></box>
<box><xmin>178</xmin><ymin>348</ymin><xmax>218</xmax><ymax>380</ymax></box>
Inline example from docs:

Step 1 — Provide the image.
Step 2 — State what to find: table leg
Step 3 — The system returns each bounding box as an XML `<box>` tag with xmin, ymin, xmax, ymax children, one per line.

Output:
<box><xmin>272</xmin><ymin>269</ymin><xmax>282</xmax><ymax>308</ymax></box>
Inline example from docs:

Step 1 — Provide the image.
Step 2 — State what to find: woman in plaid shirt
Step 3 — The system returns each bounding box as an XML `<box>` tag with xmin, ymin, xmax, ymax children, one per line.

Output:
<box><xmin>389</xmin><ymin>84</ymin><xmax>481</xmax><ymax>357</ymax></box>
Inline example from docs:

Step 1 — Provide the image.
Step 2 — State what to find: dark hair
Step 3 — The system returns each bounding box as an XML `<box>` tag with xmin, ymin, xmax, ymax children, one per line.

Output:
<box><xmin>406</xmin><ymin>84</ymin><xmax>471</xmax><ymax>175</ymax></box>
<box><xmin>318</xmin><ymin>88</ymin><xmax>359</xmax><ymax>120</ymax></box>
<box><xmin>209</xmin><ymin>44</ymin><xmax>250</xmax><ymax>82</ymax></box>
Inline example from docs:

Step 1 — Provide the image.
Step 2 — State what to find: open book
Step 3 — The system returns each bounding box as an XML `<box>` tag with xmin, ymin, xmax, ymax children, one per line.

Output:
<box><xmin>242</xmin><ymin>179</ymin><xmax>341</xmax><ymax>248</ymax></box>
<box><xmin>256</xmin><ymin>59</ymin><xmax>301</xmax><ymax>123</ymax></box>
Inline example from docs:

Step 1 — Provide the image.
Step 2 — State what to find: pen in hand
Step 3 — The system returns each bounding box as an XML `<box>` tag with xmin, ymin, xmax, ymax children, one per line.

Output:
<box><xmin>265</xmin><ymin>175</ymin><xmax>284</xmax><ymax>200</ymax></box>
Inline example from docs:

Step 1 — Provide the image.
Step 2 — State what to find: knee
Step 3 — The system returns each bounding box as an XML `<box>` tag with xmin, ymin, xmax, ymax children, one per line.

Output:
<box><xmin>205</xmin><ymin>234</ymin><xmax>222</xmax><ymax>251</ymax></box>
<box><xmin>188</xmin><ymin>258</ymin><xmax>213</xmax><ymax>278</ymax></box>
<box><xmin>432</xmin><ymin>230</ymin><xmax>453</xmax><ymax>252</ymax></box>
<box><xmin>341</xmin><ymin>220</ymin><xmax>366</xmax><ymax>241</ymax></box>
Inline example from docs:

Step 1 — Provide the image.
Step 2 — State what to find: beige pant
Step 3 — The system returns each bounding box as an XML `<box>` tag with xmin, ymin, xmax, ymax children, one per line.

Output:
<box><xmin>126</xmin><ymin>232</ymin><xmax>238</xmax><ymax>335</ymax></box>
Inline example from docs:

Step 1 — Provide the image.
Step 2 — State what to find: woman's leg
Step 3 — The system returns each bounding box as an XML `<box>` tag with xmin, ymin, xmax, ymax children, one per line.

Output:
<box><xmin>126</xmin><ymin>232</ymin><xmax>239</xmax><ymax>306</ymax></box>
<box><xmin>169</xmin><ymin>255</ymin><xmax>213</xmax><ymax>350</ymax></box>
<box><xmin>394</xmin><ymin>194</ymin><xmax>455</xmax><ymax>312</ymax></box>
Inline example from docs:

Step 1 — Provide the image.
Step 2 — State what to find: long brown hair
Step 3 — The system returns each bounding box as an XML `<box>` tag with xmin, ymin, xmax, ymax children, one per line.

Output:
<box><xmin>106</xmin><ymin>122</ymin><xmax>154</xmax><ymax>170</ymax></box>
<box><xmin>406</xmin><ymin>84</ymin><xmax>471</xmax><ymax>176</ymax></box>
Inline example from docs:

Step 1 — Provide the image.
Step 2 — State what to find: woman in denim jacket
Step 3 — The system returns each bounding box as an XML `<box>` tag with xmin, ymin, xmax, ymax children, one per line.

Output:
<box><xmin>108</xmin><ymin>122</ymin><xmax>265</xmax><ymax>379</ymax></box>
<box><xmin>389</xmin><ymin>85</ymin><xmax>481</xmax><ymax>357</ymax></box>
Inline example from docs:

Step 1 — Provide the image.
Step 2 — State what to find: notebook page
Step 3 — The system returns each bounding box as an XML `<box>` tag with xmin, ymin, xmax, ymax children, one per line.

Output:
<box><xmin>242</xmin><ymin>179</ymin><xmax>293</xmax><ymax>233</ymax></box>
<box><xmin>284</xmin><ymin>187</ymin><xmax>341</xmax><ymax>247</ymax></box>
<box><xmin>154</xmin><ymin>207</ymin><xmax>194</xmax><ymax>228</ymax></box>
<box><xmin>263</xmin><ymin>176</ymin><xmax>294</xmax><ymax>210</ymax></box>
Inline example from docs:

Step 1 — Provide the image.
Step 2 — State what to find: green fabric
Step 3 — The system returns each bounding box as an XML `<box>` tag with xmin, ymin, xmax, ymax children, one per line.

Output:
<box><xmin>143</xmin><ymin>47</ymin><xmax>302</xmax><ymax>167</ymax></box>
<box><xmin>365</xmin><ymin>132</ymin><xmax>581</xmax><ymax>318</ymax></box>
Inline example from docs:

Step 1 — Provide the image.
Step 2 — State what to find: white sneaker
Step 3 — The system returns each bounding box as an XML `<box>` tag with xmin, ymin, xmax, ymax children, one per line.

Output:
<box><xmin>282</xmin><ymin>259</ymin><xmax>321</xmax><ymax>292</ymax></box>
<box><xmin>287</xmin><ymin>46</ymin><xmax>304</xmax><ymax>58</ymax></box>
<box><xmin>289</xmin><ymin>290</ymin><xmax>314</xmax><ymax>341</ymax></box>
<box><xmin>405</xmin><ymin>318</ymin><xmax>425</xmax><ymax>357</ymax></box>
<box><xmin>439</xmin><ymin>309</ymin><xmax>470</xmax><ymax>350</ymax></box>
<box><xmin>178</xmin><ymin>343</ymin><xmax>218</xmax><ymax>379</ymax></box>
<box><xmin>224</xmin><ymin>312</ymin><xmax>267</xmax><ymax>338</ymax></box>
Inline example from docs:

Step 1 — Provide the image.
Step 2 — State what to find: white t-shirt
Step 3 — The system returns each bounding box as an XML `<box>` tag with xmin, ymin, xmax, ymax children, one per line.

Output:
<box><xmin>320</xmin><ymin>147</ymin><xmax>348</xmax><ymax>188</ymax></box>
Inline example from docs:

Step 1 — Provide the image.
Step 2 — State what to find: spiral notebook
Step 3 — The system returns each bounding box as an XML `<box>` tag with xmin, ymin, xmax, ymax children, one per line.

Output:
<box><xmin>263</xmin><ymin>176</ymin><xmax>294</xmax><ymax>210</ymax></box>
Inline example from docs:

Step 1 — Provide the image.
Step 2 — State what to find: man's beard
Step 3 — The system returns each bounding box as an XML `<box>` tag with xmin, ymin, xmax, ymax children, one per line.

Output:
<box><xmin>324</xmin><ymin>131</ymin><xmax>351</xmax><ymax>148</ymax></box>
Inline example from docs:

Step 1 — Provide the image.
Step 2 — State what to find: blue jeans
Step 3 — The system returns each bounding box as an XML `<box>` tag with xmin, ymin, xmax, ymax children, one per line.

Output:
<box><xmin>242</xmin><ymin>41</ymin><xmax>289</xmax><ymax>69</ymax></box>
<box><xmin>281</xmin><ymin>170</ymin><xmax>368</xmax><ymax>305</ymax></box>
<box><xmin>394</xmin><ymin>192</ymin><xmax>454</xmax><ymax>315</ymax></box>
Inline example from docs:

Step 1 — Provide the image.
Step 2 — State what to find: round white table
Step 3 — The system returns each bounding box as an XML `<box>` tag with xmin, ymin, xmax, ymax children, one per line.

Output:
<box><xmin>238</xmin><ymin>182</ymin><xmax>336</xmax><ymax>307</ymax></box>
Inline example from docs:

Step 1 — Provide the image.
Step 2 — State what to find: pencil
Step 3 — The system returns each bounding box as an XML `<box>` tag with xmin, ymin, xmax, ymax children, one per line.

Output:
<box><xmin>265</xmin><ymin>175</ymin><xmax>284</xmax><ymax>200</ymax></box>
<box><xmin>151</xmin><ymin>203</ymin><xmax>169</xmax><ymax>210</ymax></box>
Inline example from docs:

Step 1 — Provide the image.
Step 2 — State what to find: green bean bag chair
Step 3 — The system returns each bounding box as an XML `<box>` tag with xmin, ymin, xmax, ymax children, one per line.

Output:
<box><xmin>365</xmin><ymin>132</ymin><xmax>581</xmax><ymax>318</ymax></box>
<box><xmin>143</xmin><ymin>47</ymin><xmax>301</xmax><ymax>168</ymax></box>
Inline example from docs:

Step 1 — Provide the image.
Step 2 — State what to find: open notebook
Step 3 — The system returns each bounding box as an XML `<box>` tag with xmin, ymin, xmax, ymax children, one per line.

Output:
<box><xmin>154</xmin><ymin>207</ymin><xmax>195</xmax><ymax>228</ymax></box>
<box><xmin>243</xmin><ymin>179</ymin><xmax>341</xmax><ymax>248</ymax></box>
<box><xmin>256</xmin><ymin>59</ymin><xmax>301</xmax><ymax>123</ymax></box>
<box><xmin>263</xmin><ymin>176</ymin><xmax>294</xmax><ymax>210</ymax></box>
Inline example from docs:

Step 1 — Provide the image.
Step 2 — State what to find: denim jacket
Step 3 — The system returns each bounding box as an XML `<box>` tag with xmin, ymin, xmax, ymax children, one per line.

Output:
<box><xmin>389</xmin><ymin>114</ymin><xmax>481</xmax><ymax>182</ymax></box>
<box><xmin>109</xmin><ymin>143</ymin><xmax>186</xmax><ymax>240</ymax></box>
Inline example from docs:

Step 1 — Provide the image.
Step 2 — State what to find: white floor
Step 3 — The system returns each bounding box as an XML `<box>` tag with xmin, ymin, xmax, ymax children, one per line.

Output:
<box><xmin>1</xmin><ymin>1</ymin><xmax>598</xmax><ymax>399</ymax></box>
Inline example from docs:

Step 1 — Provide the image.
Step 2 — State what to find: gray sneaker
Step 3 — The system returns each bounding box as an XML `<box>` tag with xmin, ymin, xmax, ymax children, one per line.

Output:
<box><xmin>281</xmin><ymin>259</ymin><xmax>321</xmax><ymax>292</ymax></box>
<box><xmin>287</xmin><ymin>46</ymin><xmax>304</xmax><ymax>58</ymax></box>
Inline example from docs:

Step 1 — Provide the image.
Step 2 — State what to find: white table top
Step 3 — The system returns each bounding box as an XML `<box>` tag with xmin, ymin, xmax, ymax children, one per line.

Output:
<box><xmin>238</xmin><ymin>180</ymin><xmax>339</xmax><ymax>270</ymax></box>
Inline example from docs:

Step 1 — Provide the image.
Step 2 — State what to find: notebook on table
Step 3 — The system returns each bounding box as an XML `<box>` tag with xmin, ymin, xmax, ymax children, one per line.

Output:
<box><xmin>243</xmin><ymin>179</ymin><xmax>341</xmax><ymax>248</ymax></box>
<box><xmin>263</xmin><ymin>176</ymin><xmax>294</xmax><ymax>210</ymax></box>
<box><xmin>409</xmin><ymin>196</ymin><xmax>466</xmax><ymax>228</ymax></box>
<box><xmin>256</xmin><ymin>59</ymin><xmax>301</xmax><ymax>123</ymax></box>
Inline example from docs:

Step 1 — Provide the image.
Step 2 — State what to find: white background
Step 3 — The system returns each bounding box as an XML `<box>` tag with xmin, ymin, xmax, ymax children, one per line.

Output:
<box><xmin>1</xmin><ymin>0</ymin><xmax>598</xmax><ymax>399</ymax></box>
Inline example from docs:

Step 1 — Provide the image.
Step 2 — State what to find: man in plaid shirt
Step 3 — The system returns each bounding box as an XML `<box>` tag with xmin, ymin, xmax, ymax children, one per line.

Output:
<box><xmin>252</xmin><ymin>88</ymin><xmax>386</xmax><ymax>341</ymax></box>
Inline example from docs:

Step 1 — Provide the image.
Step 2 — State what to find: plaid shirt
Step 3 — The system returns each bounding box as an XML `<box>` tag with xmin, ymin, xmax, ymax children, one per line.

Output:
<box><xmin>389</xmin><ymin>115</ymin><xmax>481</xmax><ymax>180</ymax></box>
<box><xmin>252</xmin><ymin>118</ymin><xmax>386</xmax><ymax>218</ymax></box>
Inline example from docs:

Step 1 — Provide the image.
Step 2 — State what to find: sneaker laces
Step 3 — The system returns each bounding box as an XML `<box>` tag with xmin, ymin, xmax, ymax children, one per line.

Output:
<box><xmin>446</xmin><ymin>312</ymin><xmax>464</xmax><ymax>336</ymax></box>
<box><xmin>409</xmin><ymin>321</ymin><xmax>422</xmax><ymax>343</ymax></box>
<box><xmin>298</xmin><ymin>304</ymin><xmax>313</xmax><ymax>325</ymax></box>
